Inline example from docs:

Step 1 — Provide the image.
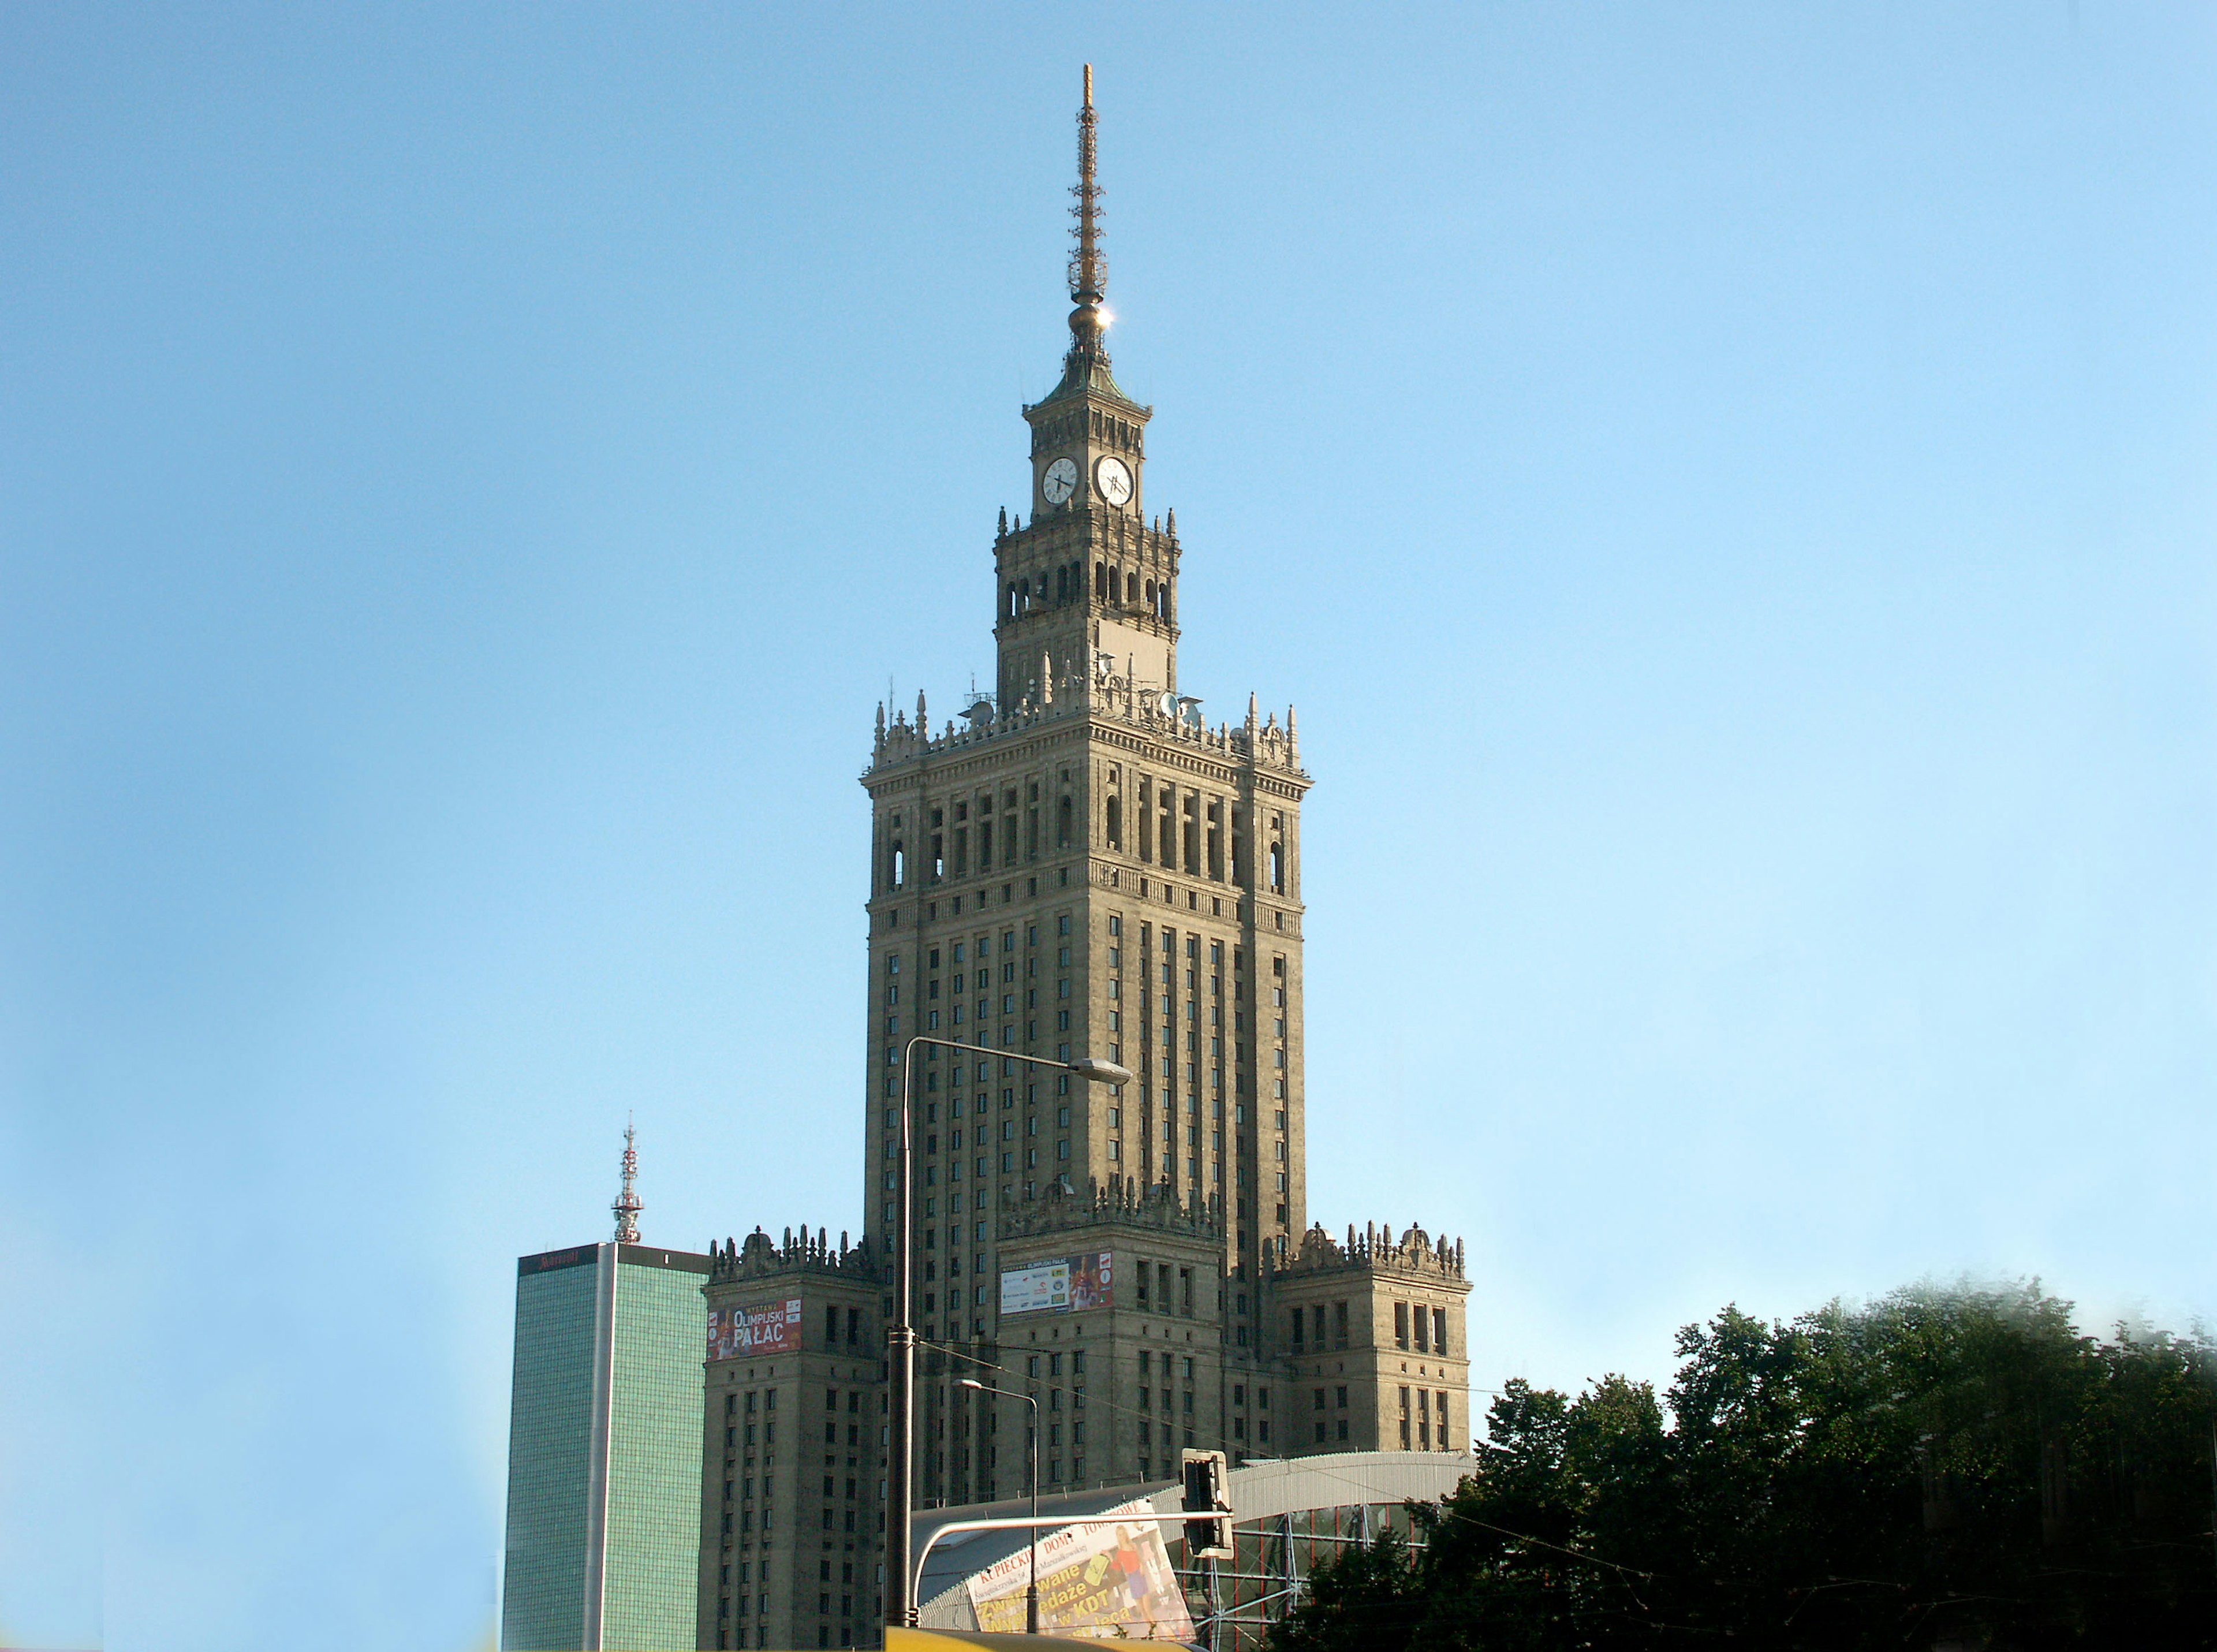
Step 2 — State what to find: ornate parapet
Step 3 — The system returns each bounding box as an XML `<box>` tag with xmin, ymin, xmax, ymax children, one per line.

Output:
<box><xmin>706</xmin><ymin>1222</ymin><xmax>881</xmax><ymax>1287</ymax></box>
<box><xmin>996</xmin><ymin>1175</ymin><xmax>1222</xmax><ymax>1245</ymax></box>
<box><xmin>1267</xmin><ymin>1220</ymin><xmax>1466</xmax><ymax>1286</ymax></box>
<box><xmin>863</xmin><ymin>673</ymin><xmax>1307</xmax><ymax>784</ymax></box>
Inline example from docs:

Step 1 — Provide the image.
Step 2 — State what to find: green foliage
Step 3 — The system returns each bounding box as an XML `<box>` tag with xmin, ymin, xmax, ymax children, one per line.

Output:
<box><xmin>1266</xmin><ymin>1284</ymin><xmax>2217</xmax><ymax>1651</ymax></box>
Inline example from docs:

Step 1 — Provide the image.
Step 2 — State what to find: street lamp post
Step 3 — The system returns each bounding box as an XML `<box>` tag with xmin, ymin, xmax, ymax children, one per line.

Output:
<box><xmin>958</xmin><ymin>1377</ymin><xmax>1040</xmax><ymax>1634</ymax></box>
<box><xmin>883</xmin><ymin>1035</ymin><xmax>1129</xmax><ymax>1632</ymax></box>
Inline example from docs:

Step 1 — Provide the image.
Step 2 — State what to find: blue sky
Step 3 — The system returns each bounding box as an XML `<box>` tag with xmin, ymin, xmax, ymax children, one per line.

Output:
<box><xmin>2</xmin><ymin>6</ymin><xmax>2211</xmax><ymax>1649</ymax></box>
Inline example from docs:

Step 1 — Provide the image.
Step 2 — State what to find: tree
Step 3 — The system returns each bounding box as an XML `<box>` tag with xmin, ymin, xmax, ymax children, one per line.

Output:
<box><xmin>1266</xmin><ymin>1284</ymin><xmax>2216</xmax><ymax>1651</ymax></box>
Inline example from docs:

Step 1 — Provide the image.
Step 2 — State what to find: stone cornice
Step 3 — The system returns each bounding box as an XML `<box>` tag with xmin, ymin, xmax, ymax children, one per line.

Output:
<box><xmin>1267</xmin><ymin>1222</ymin><xmax>1471</xmax><ymax>1292</ymax></box>
<box><xmin>706</xmin><ymin>1224</ymin><xmax>882</xmax><ymax>1289</ymax></box>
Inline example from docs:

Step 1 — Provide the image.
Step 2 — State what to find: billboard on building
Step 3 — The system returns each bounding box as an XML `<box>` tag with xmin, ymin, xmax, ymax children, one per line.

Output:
<box><xmin>706</xmin><ymin>1297</ymin><xmax>802</xmax><ymax>1359</ymax></box>
<box><xmin>965</xmin><ymin>1498</ymin><xmax>1194</xmax><ymax>1640</ymax></box>
<box><xmin>998</xmin><ymin>1252</ymin><xmax>1113</xmax><ymax>1317</ymax></box>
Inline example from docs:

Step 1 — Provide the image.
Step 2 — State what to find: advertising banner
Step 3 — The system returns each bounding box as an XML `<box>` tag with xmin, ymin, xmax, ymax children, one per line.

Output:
<box><xmin>706</xmin><ymin>1297</ymin><xmax>803</xmax><ymax>1359</ymax></box>
<box><xmin>998</xmin><ymin>1251</ymin><xmax>1113</xmax><ymax>1317</ymax></box>
<box><xmin>965</xmin><ymin>1498</ymin><xmax>1194</xmax><ymax>1640</ymax></box>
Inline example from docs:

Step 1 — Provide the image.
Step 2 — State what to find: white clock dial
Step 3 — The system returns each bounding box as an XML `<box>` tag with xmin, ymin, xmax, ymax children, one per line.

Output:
<box><xmin>1094</xmin><ymin>454</ymin><xmax>1133</xmax><ymax>506</ymax></box>
<box><xmin>1042</xmin><ymin>457</ymin><xmax>1078</xmax><ymax>505</ymax></box>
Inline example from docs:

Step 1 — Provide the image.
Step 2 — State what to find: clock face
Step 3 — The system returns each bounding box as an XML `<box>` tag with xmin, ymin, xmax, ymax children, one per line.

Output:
<box><xmin>1095</xmin><ymin>454</ymin><xmax>1134</xmax><ymax>506</ymax></box>
<box><xmin>1042</xmin><ymin>457</ymin><xmax>1078</xmax><ymax>505</ymax></box>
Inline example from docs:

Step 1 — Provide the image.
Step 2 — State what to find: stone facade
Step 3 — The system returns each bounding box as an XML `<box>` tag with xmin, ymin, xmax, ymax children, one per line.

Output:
<box><xmin>1267</xmin><ymin>1224</ymin><xmax>1473</xmax><ymax>1460</ymax></box>
<box><xmin>695</xmin><ymin>1226</ymin><xmax>882</xmax><ymax>1652</ymax></box>
<box><xmin>693</xmin><ymin>80</ymin><xmax>1473</xmax><ymax>1651</ymax></box>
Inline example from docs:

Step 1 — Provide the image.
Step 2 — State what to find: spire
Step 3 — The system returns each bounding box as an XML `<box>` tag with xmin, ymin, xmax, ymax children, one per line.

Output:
<box><xmin>1067</xmin><ymin>65</ymin><xmax>1109</xmax><ymax>359</ymax></box>
<box><xmin>611</xmin><ymin>1115</ymin><xmax>641</xmax><ymax>1244</ymax></box>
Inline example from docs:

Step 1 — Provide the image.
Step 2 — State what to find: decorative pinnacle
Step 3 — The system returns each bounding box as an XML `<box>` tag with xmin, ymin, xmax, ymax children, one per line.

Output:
<box><xmin>612</xmin><ymin>1115</ymin><xmax>642</xmax><ymax>1243</ymax></box>
<box><xmin>1067</xmin><ymin>65</ymin><xmax>1108</xmax><ymax>355</ymax></box>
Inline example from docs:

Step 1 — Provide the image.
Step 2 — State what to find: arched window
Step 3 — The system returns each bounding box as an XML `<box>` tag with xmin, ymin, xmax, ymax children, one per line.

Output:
<box><xmin>1005</xmin><ymin>585</ymin><xmax>1017</xmax><ymax>621</ymax></box>
<box><xmin>1144</xmin><ymin>579</ymin><xmax>1156</xmax><ymax>611</ymax></box>
<box><xmin>1268</xmin><ymin>842</ymin><xmax>1283</xmax><ymax>894</ymax></box>
<box><xmin>1095</xmin><ymin>561</ymin><xmax>1107</xmax><ymax>599</ymax></box>
<box><xmin>1056</xmin><ymin>566</ymin><xmax>1068</xmax><ymax>603</ymax></box>
<box><xmin>892</xmin><ymin>841</ymin><xmax>907</xmax><ymax>890</ymax></box>
<box><xmin>1126</xmin><ymin>570</ymin><xmax>1139</xmax><ymax>605</ymax></box>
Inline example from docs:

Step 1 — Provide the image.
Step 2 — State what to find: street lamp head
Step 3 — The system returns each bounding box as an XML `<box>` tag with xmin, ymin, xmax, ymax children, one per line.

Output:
<box><xmin>958</xmin><ymin>1378</ymin><xmax>984</xmax><ymax>1391</ymax></box>
<box><xmin>1066</xmin><ymin>1056</ymin><xmax>1133</xmax><ymax>1086</ymax></box>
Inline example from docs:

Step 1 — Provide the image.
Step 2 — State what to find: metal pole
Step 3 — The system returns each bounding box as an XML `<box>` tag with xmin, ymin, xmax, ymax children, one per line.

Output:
<box><xmin>956</xmin><ymin>1377</ymin><xmax>1039</xmax><ymax>1634</ymax></box>
<box><xmin>889</xmin><ymin>1037</ymin><xmax>1129</xmax><ymax>1628</ymax></box>
<box><xmin>1027</xmin><ymin>1393</ymin><xmax>1040</xmax><ymax>1635</ymax></box>
<box><xmin>883</xmin><ymin>1040</ymin><xmax>919</xmax><ymax>1632</ymax></box>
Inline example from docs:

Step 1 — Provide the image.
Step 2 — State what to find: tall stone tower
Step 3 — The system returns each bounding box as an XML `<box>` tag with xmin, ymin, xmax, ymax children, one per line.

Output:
<box><xmin>689</xmin><ymin>74</ymin><xmax>1471</xmax><ymax>1650</ymax></box>
<box><xmin>859</xmin><ymin>70</ymin><xmax>1315</xmax><ymax>1505</ymax></box>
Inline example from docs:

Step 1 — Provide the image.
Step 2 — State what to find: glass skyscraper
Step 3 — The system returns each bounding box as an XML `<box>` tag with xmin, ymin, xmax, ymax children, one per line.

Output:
<box><xmin>502</xmin><ymin>1241</ymin><xmax>709</xmax><ymax>1651</ymax></box>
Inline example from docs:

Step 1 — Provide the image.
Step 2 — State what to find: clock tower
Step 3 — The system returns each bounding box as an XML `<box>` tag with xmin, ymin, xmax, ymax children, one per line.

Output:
<box><xmin>860</xmin><ymin>67</ymin><xmax>1319</xmax><ymax>1511</ymax></box>
<box><xmin>994</xmin><ymin>65</ymin><xmax>1177</xmax><ymax>713</ymax></box>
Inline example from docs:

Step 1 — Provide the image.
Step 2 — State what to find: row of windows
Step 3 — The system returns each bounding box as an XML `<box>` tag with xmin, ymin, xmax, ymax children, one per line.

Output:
<box><xmin>1131</xmin><ymin>1258</ymin><xmax>1200</xmax><ymax>1315</ymax></box>
<box><xmin>1287</xmin><ymin>1302</ymin><xmax>1354</xmax><ymax>1350</ymax></box>
<box><xmin>1399</xmin><ymin>1388</ymin><xmax>1454</xmax><ymax>1450</ymax></box>
<box><xmin>1395</xmin><ymin>1302</ymin><xmax>1451</xmax><ymax>1355</ymax></box>
<box><xmin>1001</xmin><ymin>558</ymin><xmax>1169</xmax><ymax>622</ymax></box>
<box><xmin>1099</xmin><ymin>779</ymin><xmax>1285</xmax><ymax>894</ymax></box>
<box><xmin>1004</xmin><ymin>558</ymin><xmax>1087</xmax><ymax>619</ymax></box>
<box><xmin>885</xmin><ymin>915</ymin><xmax>1070</xmax><ymax>978</ymax></box>
<box><xmin>881</xmin><ymin>870</ymin><xmax>1064</xmax><ymax>934</ymax></box>
<box><xmin>882</xmin><ymin>781</ymin><xmax>1077</xmax><ymax>892</ymax></box>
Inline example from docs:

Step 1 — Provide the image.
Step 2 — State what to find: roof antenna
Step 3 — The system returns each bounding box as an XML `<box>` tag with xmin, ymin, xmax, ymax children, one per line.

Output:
<box><xmin>1067</xmin><ymin>65</ymin><xmax>1109</xmax><ymax>358</ymax></box>
<box><xmin>612</xmin><ymin>1114</ymin><xmax>642</xmax><ymax>1244</ymax></box>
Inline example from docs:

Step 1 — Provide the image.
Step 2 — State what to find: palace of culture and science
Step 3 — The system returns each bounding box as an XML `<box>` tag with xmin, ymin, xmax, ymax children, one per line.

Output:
<box><xmin>500</xmin><ymin>72</ymin><xmax>1473</xmax><ymax>1652</ymax></box>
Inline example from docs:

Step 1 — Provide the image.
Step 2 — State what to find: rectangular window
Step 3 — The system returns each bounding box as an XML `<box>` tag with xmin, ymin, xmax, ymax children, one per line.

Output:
<box><xmin>1395</xmin><ymin>1302</ymin><xmax>1410</xmax><ymax>1349</ymax></box>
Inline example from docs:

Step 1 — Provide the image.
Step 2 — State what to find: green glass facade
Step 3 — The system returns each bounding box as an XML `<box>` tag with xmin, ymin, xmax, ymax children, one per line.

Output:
<box><xmin>602</xmin><ymin>1255</ymin><xmax>708</xmax><ymax>1649</ymax></box>
<box><xmin>502</xmin><ymin>1243</ymin><xmax>707</xmax><ymax>1651</ymax></box>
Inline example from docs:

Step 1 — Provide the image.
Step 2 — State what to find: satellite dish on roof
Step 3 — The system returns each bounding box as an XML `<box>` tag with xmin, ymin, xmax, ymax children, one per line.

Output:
<box><xmin>1156</xmin><ymin>692</ymin><xmax>1178</xmax><ymax>718</ymax></box>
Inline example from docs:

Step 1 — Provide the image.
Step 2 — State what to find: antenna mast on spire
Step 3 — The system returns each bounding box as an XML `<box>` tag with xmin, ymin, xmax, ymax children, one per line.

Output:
<box><xmin>612</xmin><ymin>1115</ymin><xmax>642</xmax><ymax>1244</ymax></box>
<box><xmin>1067</xmin><ymin>65</ymin><xmax>1109</xmax><ymax>356</ymax></box>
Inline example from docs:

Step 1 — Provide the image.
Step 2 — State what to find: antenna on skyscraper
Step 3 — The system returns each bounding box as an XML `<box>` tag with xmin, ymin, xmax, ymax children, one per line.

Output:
<box><xmin>612</xmin><ymin>1114</ymin><xmax>642</xmax><ymax>1244</ymax></box>
<box><xmin>1067</xmin><ymin>65</ymin><xmax>1109</xmax><ymax>358</ymax></box>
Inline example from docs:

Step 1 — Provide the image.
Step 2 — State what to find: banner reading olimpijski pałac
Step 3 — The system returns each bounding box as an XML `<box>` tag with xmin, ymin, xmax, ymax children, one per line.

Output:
<box><xmin>706</xmin><ymin>1297</ymin><xmax>802</xmax><ymax>1359</ymax></box>
<box><xmin>964</xmin><ymin>1498</ymin><xmax>1194</xmax><ymax>1640</ymax></box>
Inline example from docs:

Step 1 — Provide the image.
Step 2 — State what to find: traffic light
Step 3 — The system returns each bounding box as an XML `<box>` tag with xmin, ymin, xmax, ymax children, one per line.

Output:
<box><xmin>1180</xmin><ymin>1448</ymin><xmax>1233</xmax><ymax>1560</ymax></box>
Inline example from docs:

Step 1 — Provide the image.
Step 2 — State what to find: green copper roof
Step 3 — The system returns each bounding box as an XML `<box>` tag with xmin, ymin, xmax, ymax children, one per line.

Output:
<box><xmin>1030</xmin><ymin>345</ymin><xmax>1149</xmax><ymax>416</ymax></box>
